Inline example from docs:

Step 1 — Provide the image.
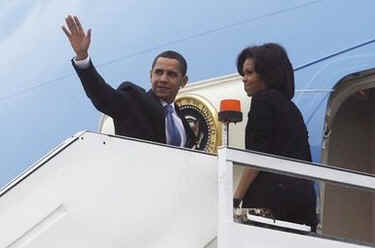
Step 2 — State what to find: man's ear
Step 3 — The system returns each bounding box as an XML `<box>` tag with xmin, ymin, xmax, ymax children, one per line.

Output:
<box><xmin>180</xmin><ymin>75</ymin><xmax>188</xmax><ymax>88</ymax></box>
<box><xmin>149</xmin><ymin>70</ymin><xmax>153</xmax><ymax>81</ymax></box>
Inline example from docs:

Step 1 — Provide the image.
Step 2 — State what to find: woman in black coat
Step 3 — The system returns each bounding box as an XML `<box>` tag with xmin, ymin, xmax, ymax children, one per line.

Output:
<box><xmin>233</xmin><ymin>43</ymin><xmax>317</xmax><ymax>230</ymax></box>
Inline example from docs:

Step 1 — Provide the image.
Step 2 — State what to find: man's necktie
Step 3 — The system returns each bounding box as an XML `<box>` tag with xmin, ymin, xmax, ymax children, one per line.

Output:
<box><xmin>164</xmin><ymin>104</ymin><xmax>182</xmax><ymax>146</ymax></box>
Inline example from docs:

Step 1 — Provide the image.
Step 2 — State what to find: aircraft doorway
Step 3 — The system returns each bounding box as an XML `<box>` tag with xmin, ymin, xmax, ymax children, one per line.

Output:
<box><xmin>321</xmin><ymin>71</ymin><xmax>375</xmax><ymax>244</ymax></box>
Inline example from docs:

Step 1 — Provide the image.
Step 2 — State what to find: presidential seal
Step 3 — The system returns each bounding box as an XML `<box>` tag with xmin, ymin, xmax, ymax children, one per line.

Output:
<box><xmin>176</xmin><ymin>95</ymin><xmax>221</xmax><ymax>153</ymax></box>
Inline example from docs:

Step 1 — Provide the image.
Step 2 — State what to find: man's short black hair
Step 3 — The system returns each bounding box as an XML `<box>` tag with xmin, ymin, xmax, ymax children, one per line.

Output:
<box><xmin>237</xmin><ymin>43</ymin><xmax>295</xmax><ymax>100</ymax></box>
<box><xmin>152</xmin><ymin>50</ymin><xmax>188</xmax><ymax>76</ymax></box>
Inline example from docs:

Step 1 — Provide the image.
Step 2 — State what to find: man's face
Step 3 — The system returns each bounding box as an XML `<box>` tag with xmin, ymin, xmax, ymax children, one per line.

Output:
<box><xmin>151</xmin><ymin>57</ymin><xmax>187</xmax><ymax>103</ymax></box>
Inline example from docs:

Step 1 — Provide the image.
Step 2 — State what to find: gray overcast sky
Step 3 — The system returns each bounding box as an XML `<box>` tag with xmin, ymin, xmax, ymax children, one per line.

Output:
<box><xmin>1</xmin><ymin>0</ymin><xmax>375</xmax><ymax>187</ymax></box>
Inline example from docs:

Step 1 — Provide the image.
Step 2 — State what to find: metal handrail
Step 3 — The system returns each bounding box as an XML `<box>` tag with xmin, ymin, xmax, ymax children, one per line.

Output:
<box><xmin>222</xmin><ymin>147</ymin><xmax>375</xmax><ymax>192</ymax></box>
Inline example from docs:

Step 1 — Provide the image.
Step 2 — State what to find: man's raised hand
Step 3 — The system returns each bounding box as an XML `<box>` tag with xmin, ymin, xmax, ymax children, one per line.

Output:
<box><xmin>62</xmin><ymin>15</ymin><xmax>91</xmax><ymax>60</ymax></box>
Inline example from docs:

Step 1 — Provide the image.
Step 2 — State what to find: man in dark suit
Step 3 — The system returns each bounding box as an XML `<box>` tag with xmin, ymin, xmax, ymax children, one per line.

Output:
<box><xmin>62</xmin><ymin>15</ymin><xmax>196</xmax><ymax>148</ymax></box>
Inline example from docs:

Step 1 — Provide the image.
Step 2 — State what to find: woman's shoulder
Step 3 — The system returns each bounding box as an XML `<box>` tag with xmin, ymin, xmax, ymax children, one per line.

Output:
<box><xmin>251</xmin><ymin>89</ymin><xmax>304</xmax><ymax>120</ymax></box>
<box><xmin>253</xmin><ymin>89</ymin><xmax>283</xmax><ymax>98</ymax></box>
<box><xmin>252</xmin><ymin>89</ymin><xmax>287</xmax><ymax>106</ymax></box>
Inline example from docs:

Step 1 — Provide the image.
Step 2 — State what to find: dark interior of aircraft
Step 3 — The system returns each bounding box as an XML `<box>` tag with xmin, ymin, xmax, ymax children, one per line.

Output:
<box><xmin>323</xmin><ymin>87</ymin><xmax>375</xmax><ymax>243</ymax></box>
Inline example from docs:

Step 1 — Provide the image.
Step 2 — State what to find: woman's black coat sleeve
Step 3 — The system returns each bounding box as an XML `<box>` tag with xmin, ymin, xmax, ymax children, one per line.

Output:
<box><xmin>245</xmin><ymin>97</ymin><xmax>274</xmax><ymax>154</ymax></box>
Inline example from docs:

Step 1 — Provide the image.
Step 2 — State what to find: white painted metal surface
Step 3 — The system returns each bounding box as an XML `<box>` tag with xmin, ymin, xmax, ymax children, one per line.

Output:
<box><xmin>226</xmin><ymin>148</ymin><xmax>375</xmax><ymax>191</ymax></box>
<box><xmin>0</xmin><ymin>132</ymin><xmax>217</xmax><ymax>247</ymax></box>
<box><xmin>2</xmin><ymin>133</ymin><xmax>374</xmax><ymax>247</ymax></box>
<box><xmin>217</xmin><ymin>147</ymin><xmax>373</xmax><ymax>248</ymax></box>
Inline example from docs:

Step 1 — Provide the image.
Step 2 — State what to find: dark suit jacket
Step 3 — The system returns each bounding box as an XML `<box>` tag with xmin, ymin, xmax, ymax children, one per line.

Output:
<box><xmin>72</xmin><ymin>59</ymin><xmax>196</xmax><ymax>148</ymax></box>
<box><xmin>242</xmin><ymin>89</ymin><xmax>317</xmax><ymax>227</ymax></box>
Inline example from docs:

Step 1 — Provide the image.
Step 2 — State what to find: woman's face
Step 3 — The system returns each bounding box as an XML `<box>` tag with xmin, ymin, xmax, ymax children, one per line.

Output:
<box><xmin>241</xmin><ymin>58</ymin><xmax>267</xmax><ymax>96</ymax></box>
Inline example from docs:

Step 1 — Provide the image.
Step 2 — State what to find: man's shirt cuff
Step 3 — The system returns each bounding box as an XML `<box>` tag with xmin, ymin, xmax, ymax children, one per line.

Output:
<box><xmin>73</xmin><ymin>56</ymin><xmax>90</xmax><ymax>69</ymax></box>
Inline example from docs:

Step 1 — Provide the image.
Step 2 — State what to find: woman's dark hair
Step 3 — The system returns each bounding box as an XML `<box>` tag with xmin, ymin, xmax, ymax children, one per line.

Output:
<box><xmin>236</xmin><ymin>43</ymin><xmax>295</xmax><ymax>99</ymax></box>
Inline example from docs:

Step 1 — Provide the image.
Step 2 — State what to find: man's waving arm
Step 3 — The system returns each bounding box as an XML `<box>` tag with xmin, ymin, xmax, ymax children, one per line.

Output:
<box><xmin>61</xmin><ymin>15</ymin><xmax>129</xmax><ymax>118</ymax></box>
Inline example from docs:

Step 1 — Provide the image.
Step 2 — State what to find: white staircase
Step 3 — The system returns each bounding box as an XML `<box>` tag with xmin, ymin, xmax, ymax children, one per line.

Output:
<box><xmin>0</xmin><ymin>132</ymin><xmax>217</xmax><ymax>248</ymax></box>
